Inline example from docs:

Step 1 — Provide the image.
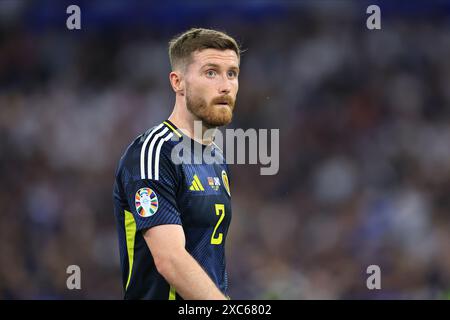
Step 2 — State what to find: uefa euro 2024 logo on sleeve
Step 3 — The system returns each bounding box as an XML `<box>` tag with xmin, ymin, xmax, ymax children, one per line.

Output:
<box><xmin>135</xmin><ymin>188</ymin><xmax>159</xmax><ymax>217</ymax></box>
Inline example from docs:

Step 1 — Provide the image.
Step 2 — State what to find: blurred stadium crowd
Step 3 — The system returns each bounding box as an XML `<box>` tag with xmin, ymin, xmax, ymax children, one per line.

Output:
<box><xmin>0</xmin><ymin>1</ymin><xmax>449</xmax><ymax>299</ymax></box>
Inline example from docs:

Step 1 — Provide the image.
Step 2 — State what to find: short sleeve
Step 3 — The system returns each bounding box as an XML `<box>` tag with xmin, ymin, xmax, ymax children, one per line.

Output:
<box><xmin>122</xmin><ymin>150</ymin><xmax>181</xmax><ymax>231</ymax></box>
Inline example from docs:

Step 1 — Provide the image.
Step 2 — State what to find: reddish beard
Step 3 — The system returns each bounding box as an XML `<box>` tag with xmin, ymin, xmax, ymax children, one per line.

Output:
<box><xmin>186</xmin><ymin>87</ymin><xmax>235</xmax><ymax>128</ymax></box>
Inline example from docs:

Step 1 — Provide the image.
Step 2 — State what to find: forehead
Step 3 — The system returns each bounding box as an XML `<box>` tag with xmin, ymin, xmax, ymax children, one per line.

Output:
<box><xmin>191</xmin><ymin>49</ymin><xmax>239</xmax><ymax>68</ymax></box>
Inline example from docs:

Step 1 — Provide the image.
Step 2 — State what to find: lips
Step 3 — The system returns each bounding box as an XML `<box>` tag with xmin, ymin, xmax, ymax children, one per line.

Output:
<box><xmin>212</xmin><ymin>96</ymin><xmax>233</xmax><ymax>106</ymax></box>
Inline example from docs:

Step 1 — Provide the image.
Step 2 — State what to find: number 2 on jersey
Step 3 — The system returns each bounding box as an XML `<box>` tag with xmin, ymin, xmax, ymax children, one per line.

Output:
<box><xmin>211</xmin><ymin>204</ymin><xmax>225</xmax><ymax>245</ymax></box>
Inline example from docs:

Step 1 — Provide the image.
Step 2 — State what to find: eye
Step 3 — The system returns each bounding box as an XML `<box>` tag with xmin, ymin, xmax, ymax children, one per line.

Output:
<box><xmin>227</xmin><ymin>70</ymin><xmax>238</xmax><ymax>79</ymax></box>
<box><xmin>206</xmin><ymin>70</ymin><xmax>217</xmax><ymax>78</ymax></box>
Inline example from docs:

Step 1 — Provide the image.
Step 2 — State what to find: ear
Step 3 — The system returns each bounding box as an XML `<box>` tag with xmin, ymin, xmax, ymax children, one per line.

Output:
<box><xmin>169</xmin><ymin>71</ymin><xmax>185</xmax><ymax>96</ymax></box>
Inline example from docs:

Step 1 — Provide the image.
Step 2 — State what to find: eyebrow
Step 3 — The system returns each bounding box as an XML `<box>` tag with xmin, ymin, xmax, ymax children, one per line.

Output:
<box><xmin>201</xmin><ymin>63</ymin><xmax>240</xmax><ymax>72</ymax></box>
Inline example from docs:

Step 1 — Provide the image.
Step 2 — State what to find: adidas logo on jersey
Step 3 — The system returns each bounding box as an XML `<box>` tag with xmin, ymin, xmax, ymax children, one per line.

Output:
<box><xmin>189</xmin><ymin>174</ymin><xmax>205</xmax><ymax>191</ymax></box>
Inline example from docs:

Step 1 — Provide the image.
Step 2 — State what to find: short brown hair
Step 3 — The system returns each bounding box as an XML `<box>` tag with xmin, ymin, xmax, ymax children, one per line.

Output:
<box><xmin>168</xmin><ymin>28</ymin><xmax>240</xmax><ymax>70</ymax></box>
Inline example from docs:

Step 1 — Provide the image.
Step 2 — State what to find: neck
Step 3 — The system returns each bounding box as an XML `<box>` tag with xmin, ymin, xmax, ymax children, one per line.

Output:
<box><xmin>168</xmin><ymin>96</ymin><xmax>217</xmax><ymax>146</ymax></box>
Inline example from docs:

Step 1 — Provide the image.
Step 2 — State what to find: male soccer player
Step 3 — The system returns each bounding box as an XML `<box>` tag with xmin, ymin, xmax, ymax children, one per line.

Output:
<box><xmin>113</xmin><ymin>28</ymin><xmax>240</xmax><ymax>300</ymax></box>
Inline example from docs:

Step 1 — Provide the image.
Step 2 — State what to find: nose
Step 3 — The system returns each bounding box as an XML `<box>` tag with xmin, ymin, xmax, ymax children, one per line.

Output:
<box><xmin>218</xmin><ymin>75</ymin><xmax>232</xmax><ymax>95</ymax></box>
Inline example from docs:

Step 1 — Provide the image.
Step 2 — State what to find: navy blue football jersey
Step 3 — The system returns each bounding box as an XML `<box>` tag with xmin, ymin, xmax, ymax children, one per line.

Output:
<box><xmin>113</xmin><ymin>120</ymin><xmax>232</xmax><ymax>299</ymax></box>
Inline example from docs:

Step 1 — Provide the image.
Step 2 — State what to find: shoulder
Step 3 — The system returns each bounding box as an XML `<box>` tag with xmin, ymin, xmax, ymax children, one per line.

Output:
<box><xmin>117</xmin><ymin>121</ymin><xmax>182</xmax><ymax>182</ymax></box>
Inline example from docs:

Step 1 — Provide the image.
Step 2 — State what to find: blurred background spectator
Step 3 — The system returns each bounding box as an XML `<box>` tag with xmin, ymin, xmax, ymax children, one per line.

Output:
<box><xmin>0</xmin><ymin>0</ymin><xmax>449</xmax><ymax>299</ymax></box>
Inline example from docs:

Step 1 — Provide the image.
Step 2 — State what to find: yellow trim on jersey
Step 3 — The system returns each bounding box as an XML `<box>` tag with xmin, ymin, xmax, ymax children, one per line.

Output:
<box><xmin>168</xmin><ymin>285</ymin><xmax>176</xmax><ymax>300</ymax></box>
<box><xmin>163</xmin><ymin>121</ymin><xmax>182</xmax><ymax>138</ymax></box>
<box><xmin>124</xmin><ymin>210</ymin><xmax>137</xmax><ymax>290</ymax></box>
